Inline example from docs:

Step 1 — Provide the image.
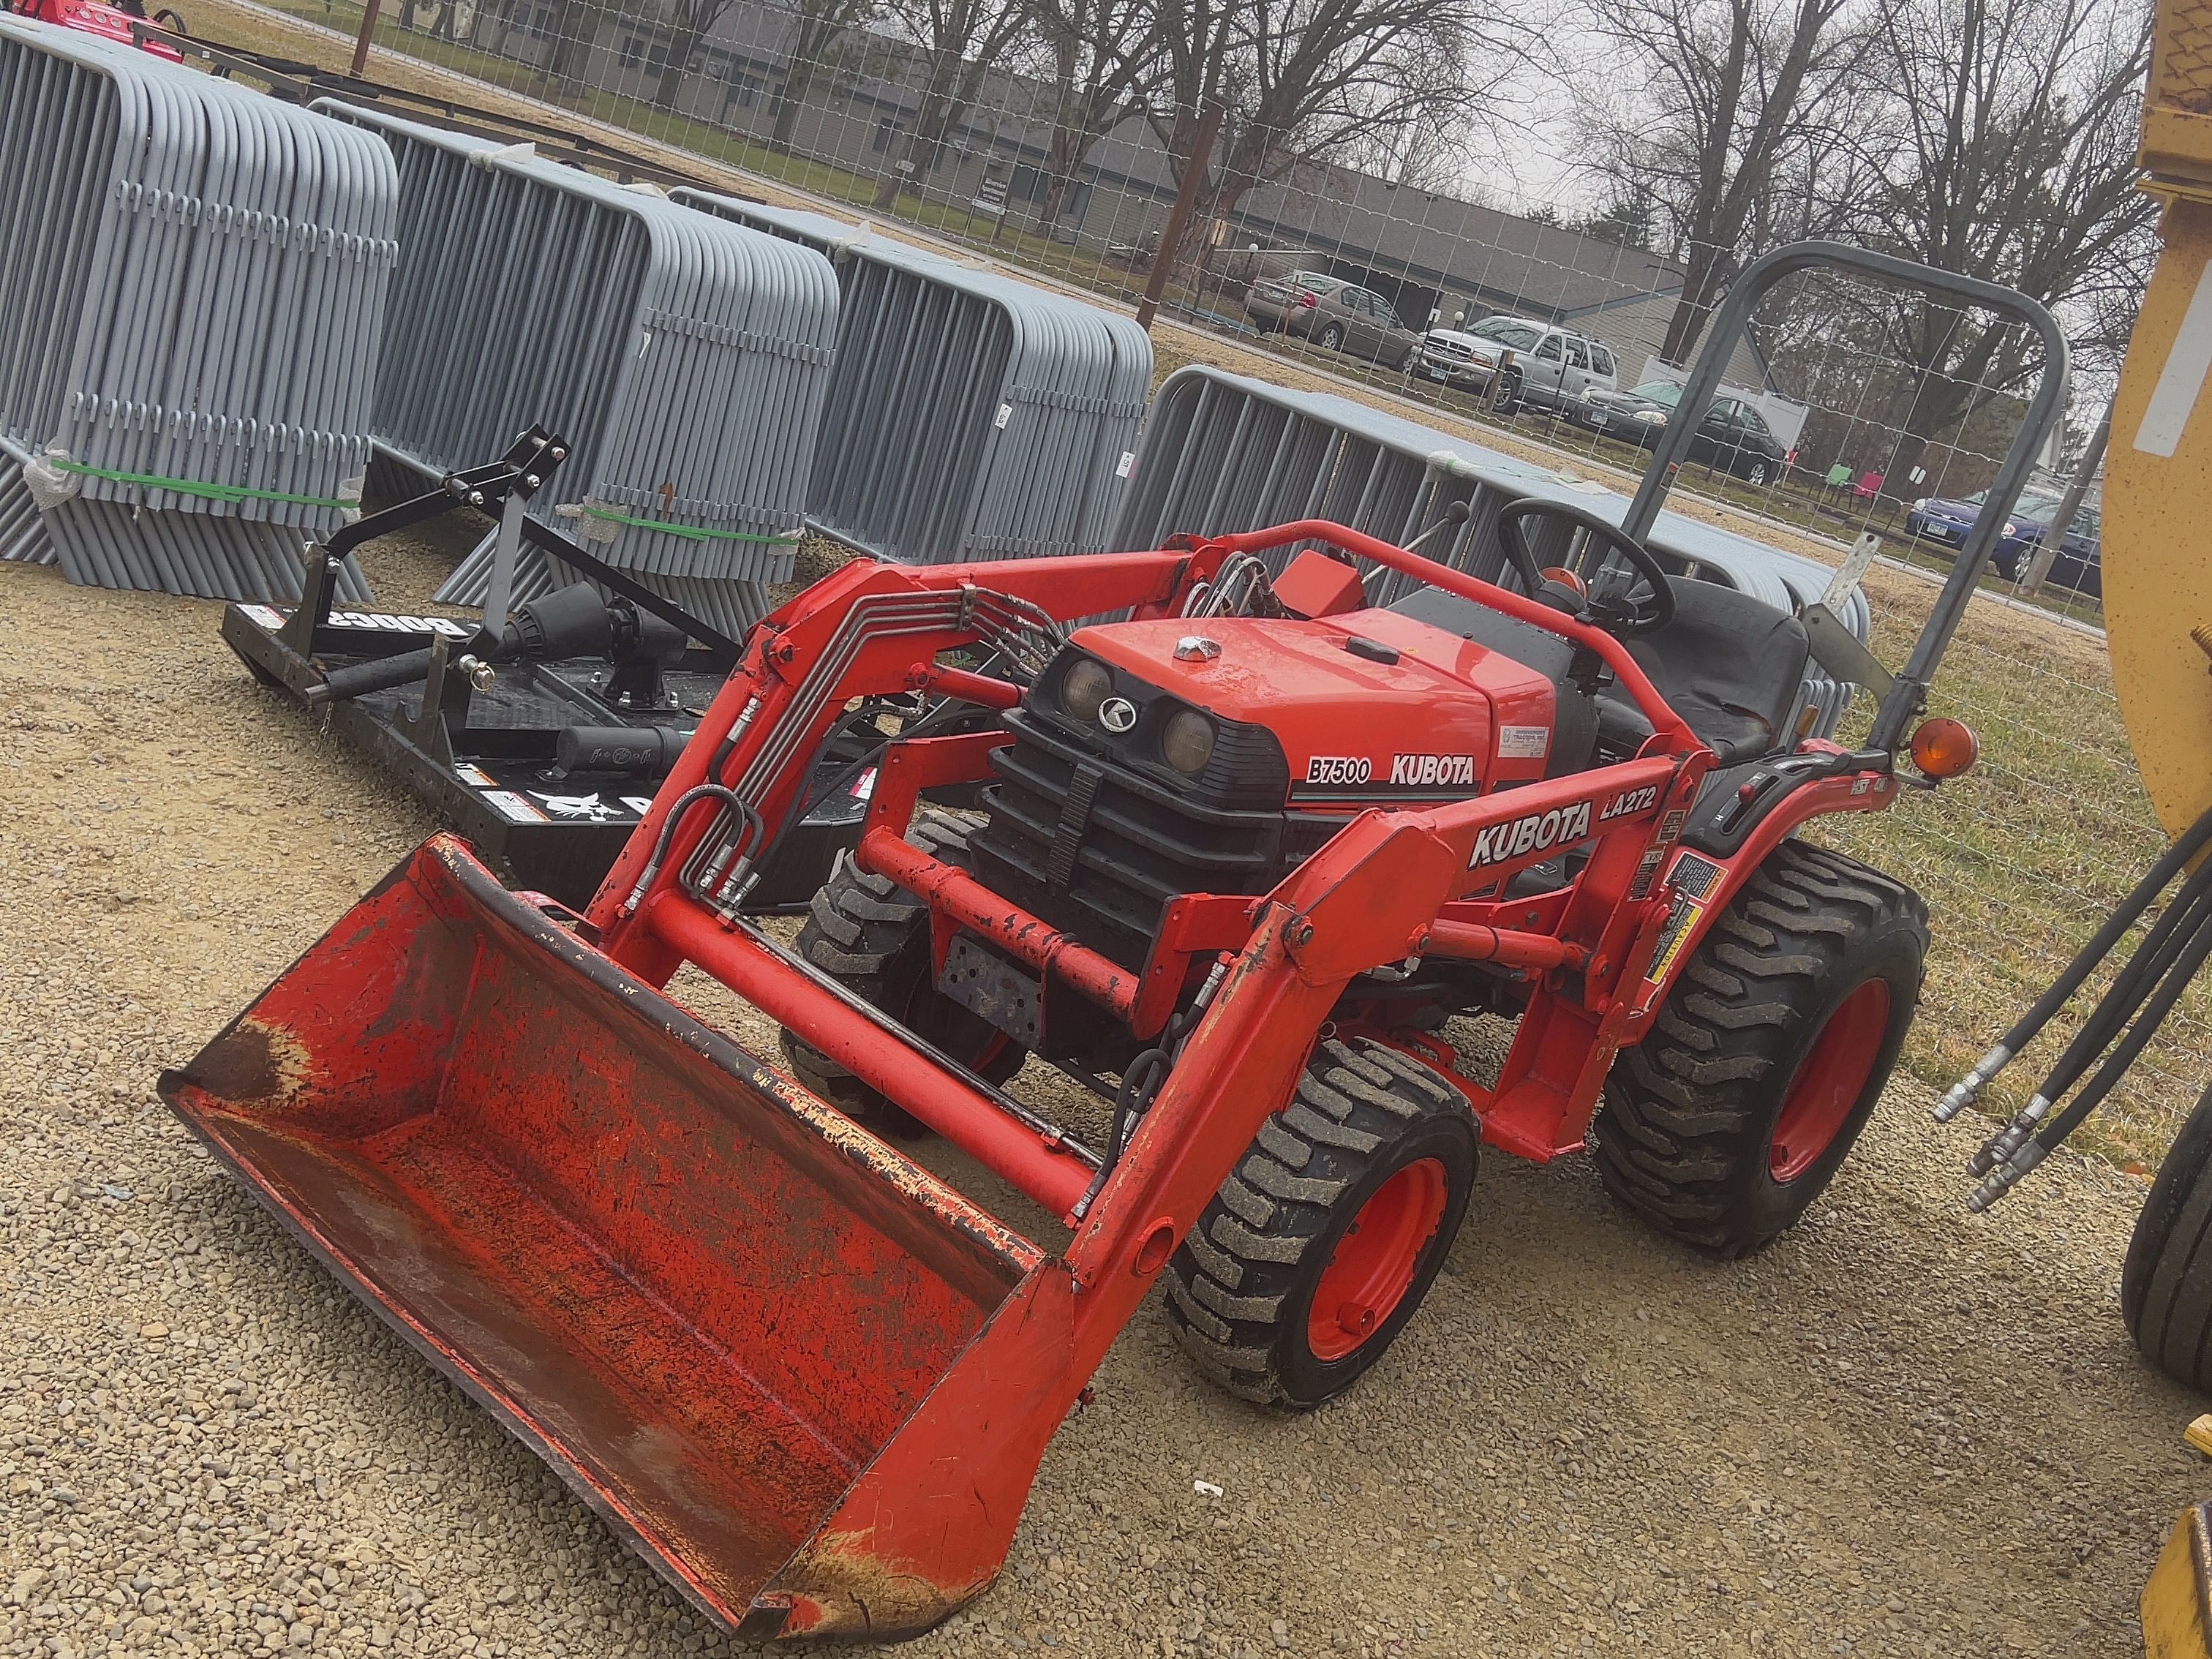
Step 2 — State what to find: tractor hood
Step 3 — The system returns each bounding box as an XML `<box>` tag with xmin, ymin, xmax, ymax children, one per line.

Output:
<box><xmin>1056</xmin><ymin>611</ymin><xmax>1559</xmax><ymax>805</ymax></box>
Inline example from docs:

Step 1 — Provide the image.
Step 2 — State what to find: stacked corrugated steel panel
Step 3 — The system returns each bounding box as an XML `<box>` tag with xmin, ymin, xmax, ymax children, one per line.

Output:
<box><xmin>317</xmin><ymin>106</ymin><xmax>838</xmax><ymax>638</ymax></box>
<box><xmin>1114</xmin><ymin>366</ymin><xmax>1872</xmax><ymax>737</ymax></box>
<box><xmin>0</xmin><ymin>18</ymin><xmax>395</xmax><ymax>600</ymax></box>
<box><xmin>676</xmin><ymin>189</ymin><xmax>1151</xmax><ymax>565</ymax></box>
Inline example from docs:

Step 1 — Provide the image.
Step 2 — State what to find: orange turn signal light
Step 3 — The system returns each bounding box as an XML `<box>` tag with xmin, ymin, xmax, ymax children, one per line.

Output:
<box><xmin>1911</xmin><ymin>717</ymin><xmax>1979</xmax><ymax>779</ymax></box>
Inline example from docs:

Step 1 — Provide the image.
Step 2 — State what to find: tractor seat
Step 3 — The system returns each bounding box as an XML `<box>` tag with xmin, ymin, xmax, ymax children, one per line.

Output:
<box><xmin>1595</xmin><ymin>580</ymin><xmax>1810</xmax><ymax>763</ymax></box>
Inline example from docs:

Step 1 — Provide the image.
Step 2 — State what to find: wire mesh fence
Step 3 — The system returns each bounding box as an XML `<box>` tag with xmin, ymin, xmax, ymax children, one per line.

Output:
<box><xmin>170</xmin><ymin>0</ymin><xmax>2188</xmax><ymax>1168</ymax></box>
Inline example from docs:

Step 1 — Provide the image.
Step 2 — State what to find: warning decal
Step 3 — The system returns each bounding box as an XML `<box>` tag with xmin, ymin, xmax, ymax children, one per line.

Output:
<box><xmin>1645</xmin><ymin>895</ymin><xmax>1705</xmax><ymax>986</ymax></box>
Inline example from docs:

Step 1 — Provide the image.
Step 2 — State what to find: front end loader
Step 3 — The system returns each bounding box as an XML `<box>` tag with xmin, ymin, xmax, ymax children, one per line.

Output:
<box><xmin>160</xmin><ymin>242</ymin><xmax>2066</xmax><ymax>1639</ymax></box>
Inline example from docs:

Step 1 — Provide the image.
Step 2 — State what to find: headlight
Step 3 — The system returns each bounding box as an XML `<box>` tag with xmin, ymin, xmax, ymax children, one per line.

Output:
<box><xmin>1061</xmin><ymin>658</ymin><xmax>1112</xmax><ymax>723</ymax></box>
<box><xmin>1161</xmin><ymin>708</ymin><xmax>1216</xmax><ymax>777</ymax></box>
<box><xmin>2002</xmin><ymin>520</ymin><xmax>2017</xmax><ymax>538</ymax></box>
<box><xmin>1914</xmin><ymin>498</ymin><xmax>1927</xmax><ymax>512</ymax></box>
<box><xmin>1634</xmin><ymin>410</ymin><xmax>1667</xmax><ymax>424</ymax></box>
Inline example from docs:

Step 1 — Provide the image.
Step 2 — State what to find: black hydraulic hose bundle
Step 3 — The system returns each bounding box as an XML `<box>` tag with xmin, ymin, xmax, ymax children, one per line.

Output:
<box><xmin>1944</xmin><ymin>798</ymin><xmax>2212</xmax><ymax>1208</ymax></box>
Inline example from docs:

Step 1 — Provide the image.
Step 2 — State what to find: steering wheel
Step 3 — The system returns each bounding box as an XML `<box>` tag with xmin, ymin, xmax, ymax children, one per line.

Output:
<box><xmin>1495</xmin><ymin>498</ymin><xmax>1678</xmax><ymax>639</ymax></box>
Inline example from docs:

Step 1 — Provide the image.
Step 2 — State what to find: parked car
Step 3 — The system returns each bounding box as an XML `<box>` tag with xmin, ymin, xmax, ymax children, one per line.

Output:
<box><xmin>1905</xmin><ymin>489</ymin><xmax>2102</xmax><ymax>592</ymax></box>
<box><xmin>1418</xmin><ymin>317</ymin><xmax>1619</xmax><ymax>414</ymax></box>
<box><xmin>1244</xmin><ymin>272</ymin><xmax>1423</xmax><ymax>370</ymax></box>
<box><xmin>1579</xmin><ymin>380</ymin><xmax>1788</xmax><ymax>484</ymax></box>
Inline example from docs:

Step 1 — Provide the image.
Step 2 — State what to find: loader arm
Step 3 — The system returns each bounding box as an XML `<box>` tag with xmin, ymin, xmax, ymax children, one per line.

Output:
<box><xmin>167</xmin><ymin>519</ymin><xmax>1894</xmax><ymax>1639</ymax></box>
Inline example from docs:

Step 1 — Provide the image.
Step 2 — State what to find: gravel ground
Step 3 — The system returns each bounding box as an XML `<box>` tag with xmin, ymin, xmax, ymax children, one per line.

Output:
<box><xmin>2</xmin><ymin>547</ymin><xmax>2205</xmax><ymax>1659</ymax></box>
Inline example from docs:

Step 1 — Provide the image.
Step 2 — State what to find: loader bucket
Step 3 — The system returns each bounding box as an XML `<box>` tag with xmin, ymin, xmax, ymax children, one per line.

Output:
<box><xmin>159</xmin><ymin>835</ymin><xmax>1076</xmax><ymax>1640</ymax></box>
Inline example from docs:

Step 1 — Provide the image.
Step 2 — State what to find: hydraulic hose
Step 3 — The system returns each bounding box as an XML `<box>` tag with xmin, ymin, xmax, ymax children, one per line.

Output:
<box><xmin>1970</xmin><ymin>860</ymin><xmax>2212</xmax><ymax>1175</ymax></box>
<box><xmin>1938</xmin><ymin>797</ymin><xmax>2212</xmax><ymax>1120</ymax></box>
<box><xmin>2042</xmin><ymin>907</ymin><xmax>2212</xmax><ymax>1151</ymax></box>
<box><xmin>1971</xmin><ymin>897</ymin><xmax>2212</xmax><ymax>1210</ymax></box>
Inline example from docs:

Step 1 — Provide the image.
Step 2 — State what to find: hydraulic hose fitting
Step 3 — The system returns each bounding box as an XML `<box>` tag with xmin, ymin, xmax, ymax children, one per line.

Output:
<box><xmin>1966</xmin><ymin>1140</ymin><xmax>2047</xmax><ymax>1212</ymax></box>
<box><xmin>1933</xmin><ymin>1042</ymin><xmax>2012</xmax><ymax>1123</ymax></box>
<box><xmin>1968</xmin><ymin>1094</ymin><xmax>2048</xmax><ymax>1176</ymax></box>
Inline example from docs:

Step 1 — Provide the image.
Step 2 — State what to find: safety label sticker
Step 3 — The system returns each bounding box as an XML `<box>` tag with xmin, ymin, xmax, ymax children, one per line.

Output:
<box><xmin>1644</xmin><ymin>895</ymin><xmax>1705</xmax><ymax>986</ymax></box>
<box><xmin>1627</xmin><ymin>845</ymin><xmax>1666</xmax><ymax>902</ymax></box>
<box><xmin>1667</xmin><ymin>849</ymin><xmax>1724</xmax><ymax>900</ymax></box>
<box><xmin>481</xmin><ymin>790</ymin><xmax>549</xmax><ymax>824</ymax></box>
<box><xmin>454</xmin><ymin>764</ymin><xmax>495</xmax><ymax>787</ymax></box>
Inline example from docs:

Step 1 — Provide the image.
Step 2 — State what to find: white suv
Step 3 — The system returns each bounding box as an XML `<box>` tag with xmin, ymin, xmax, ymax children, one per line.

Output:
<box><xmin>1418</xmin><ymin>316</ymin><xmax>1619</xmax><ymax>415</ymax></box>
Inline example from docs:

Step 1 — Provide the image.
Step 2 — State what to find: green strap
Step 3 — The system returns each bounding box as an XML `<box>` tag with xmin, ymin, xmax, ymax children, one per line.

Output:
<box><xmin>579</xmin><ymin>503</ymin><xmax>801</xmax><ymax>546</ymax></box>
<box><xmin>45</xmin><ymin>458</ymin><xmax>358</xmax><ymax>514</ymax></box>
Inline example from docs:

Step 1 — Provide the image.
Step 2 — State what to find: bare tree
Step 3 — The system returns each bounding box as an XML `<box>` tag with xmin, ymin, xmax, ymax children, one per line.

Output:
<box><xmin>1148</xmin><ymin>0</ymin><xmax>1536</xmax><ymax>279</ymax></box>
<box><xmin>1577</xmin><ymin>0</ymin><xmax>1867</xmax><ymax>363</ymax></box>
<box><xmin>767</xmin><ymin>0</ymin><xmax>888</xmax><ymax>152</ymax></box>
<box><xmin>1026</xmin><ymin>0</ymin><xmax>1166</xmax><ymax>229</ymax></box>
<box><xmin>1851</xmin><ymin>0</ymin><xmax>2154</xmax><ymax>472</ymax></box>
<box><xmin>870</xmin><ymin>0</ymin><xmax>1035</xmax><ymax>209</ymax></box>
<box><xmin>653</xmin><ymin>0</ymin><xmax>737</xmax><ymax>109</ymax></box>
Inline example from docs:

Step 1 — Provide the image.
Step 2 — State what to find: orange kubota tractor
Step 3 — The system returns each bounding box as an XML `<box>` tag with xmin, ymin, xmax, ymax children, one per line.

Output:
<box><xmin>161</xmin><ymin>243</ymin><xmax>2064</xmax><ymax>1639</ymax></box>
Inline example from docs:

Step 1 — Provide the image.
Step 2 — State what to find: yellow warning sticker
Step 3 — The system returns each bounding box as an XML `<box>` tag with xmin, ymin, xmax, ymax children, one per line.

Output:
<box><xmin>1645</xmin><ymin>895</ymin><xmax>1706</xmax><ymax>986</ymax></box>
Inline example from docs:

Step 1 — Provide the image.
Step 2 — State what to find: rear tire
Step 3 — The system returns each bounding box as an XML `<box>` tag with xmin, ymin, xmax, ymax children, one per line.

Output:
<box><xmin>1595</xmin><ymin>841</ymin><xmax>1927</xmax><ymax>1257</ymax></box>
<box><xmin>1317</xmin><ymin>323</ymin><xmax>1347</xmax><ymax>353</ymax></box>
<box><xmin>1165</xmin><ymin>1037</ymin><xmax>1478</xmax><ymax>1410</ymax></box>
<box><xmin>779</xmin><ymin>810</ymin><xmax>1023</xmax><ymax>1132</ymax></box>
<box><xmin>2123</xmin><ymin>1080</ymin><xmax>2212</xmax><ymax>1391</ymax></box>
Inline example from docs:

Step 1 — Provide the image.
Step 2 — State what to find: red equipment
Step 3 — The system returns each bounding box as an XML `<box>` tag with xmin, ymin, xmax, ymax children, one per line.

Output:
<box><xmin>164</xmin><ymin>505</ymin><xmax>1944</xmax><ymax>1639</ymax></box>
<box><xmin>1</xmin><ymin>0</ymin><xmax>187</xmax><ymax>56</ymax></box>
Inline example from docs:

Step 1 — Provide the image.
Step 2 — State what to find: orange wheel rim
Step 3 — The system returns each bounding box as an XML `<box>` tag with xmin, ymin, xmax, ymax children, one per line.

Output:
<box><xmin>1769</xmin><ymin>981</ymin><xmax>1889</xmax><ymax>1182</ymax></box>
<box><xmin>1306</xmin><ymin>1159</ymin><xmax>1449</xmax><ymax>1362</ymax></box>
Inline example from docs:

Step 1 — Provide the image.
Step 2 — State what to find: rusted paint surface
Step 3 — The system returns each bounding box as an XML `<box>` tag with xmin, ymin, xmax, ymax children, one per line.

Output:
<box><xmin>160</xmin><ymin>836</ymin><xmax>1049</xmax><ymax>1639</ymax></box>
<box><xmin>754</xmin><ymin>1264</ymin><xmax>1079</xmax><ymax>1639</ymax></box>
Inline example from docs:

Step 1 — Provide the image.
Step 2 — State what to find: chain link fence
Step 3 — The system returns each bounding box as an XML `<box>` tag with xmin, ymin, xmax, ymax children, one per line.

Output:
<box><xmin>178</xmin><ymin>0</ymin><xmax>2197</xmax><ymax>1170</ymax></box>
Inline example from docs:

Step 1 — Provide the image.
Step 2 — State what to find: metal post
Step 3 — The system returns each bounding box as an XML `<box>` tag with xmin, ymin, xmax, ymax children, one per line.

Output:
<box><xmin>349</xmin><ymin>0</ymin><xmax>381</xmax><ymax>77</ymax></box>
<box><xmin>2021</xmin><ymin>394</ymin><xmax>2110</xmax><ymax>595</ymax></box>
<box><xmin>1135</xmin><ymin>99</ymin><xmax>1224</xmax><ymax>334</ymax></box>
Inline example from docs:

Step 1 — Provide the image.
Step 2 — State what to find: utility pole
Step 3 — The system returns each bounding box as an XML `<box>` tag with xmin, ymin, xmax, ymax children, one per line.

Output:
<box><xmin>2021</xmin><ymin>393</ymin><xmax>2111</xmax><ymax>594</ymax></box>
<box><xmin>349</xmin><ymin>0</ymin><xmax>382</xmax><ymax>75</ymax></box>
<box><xmin>1136</xmin><ymin>99</ymin><xmax>1225</xmax><ymax>334</ymax></box>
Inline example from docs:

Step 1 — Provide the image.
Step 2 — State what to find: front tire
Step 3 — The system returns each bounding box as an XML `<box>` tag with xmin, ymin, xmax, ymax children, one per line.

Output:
<box><xmin>1491</xmin><ymin>369</ymin><xmax>1521</xmax><ymax>416</ymax></box>
<box><xmin>1596</xmin><ymin>841</ymin><xmax>1927</xmax><ymax>1257</ymax></box>
<box><xmin>2123</xmin><ymin>1081</ymin><xmax>2212</xmax><ymax>1391</ymax></box>
<box><xmin>1165</xmin><ymin>1038</ymin><xmax>1478</xmax><ymax>1410</ymax></box>
<box><xmin>780</xmin><ymin>810</ymin><xmax>1023</xmax><ymax>1131</ymax></box>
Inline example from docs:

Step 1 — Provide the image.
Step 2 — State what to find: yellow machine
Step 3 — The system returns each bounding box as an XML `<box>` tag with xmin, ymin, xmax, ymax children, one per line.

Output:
<box><xmin>2110</xmin><ymin>0</ymin><xmax>2212</xmax><ymax>835</ymax></box>
<box><xmin>2079</xmin><ymin>1</ymin><xmax>2212</xmax><ymax>1647</ymax></box>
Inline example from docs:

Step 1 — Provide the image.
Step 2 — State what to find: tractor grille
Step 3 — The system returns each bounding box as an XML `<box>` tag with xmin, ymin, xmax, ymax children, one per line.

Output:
<box><xmin>969</xmin><ymin>711</ymin><xmax>1313</xmax><ymax>973</ymax></box>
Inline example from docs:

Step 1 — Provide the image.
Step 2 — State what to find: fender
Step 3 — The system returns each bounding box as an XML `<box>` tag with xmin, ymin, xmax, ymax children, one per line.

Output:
<box><xmin>1620</xmin><ymin>755</ymin><xmax>1903</xmax><ymax>1031</ymax></box>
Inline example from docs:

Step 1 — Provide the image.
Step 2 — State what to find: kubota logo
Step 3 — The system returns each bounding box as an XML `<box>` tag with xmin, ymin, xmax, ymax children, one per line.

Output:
<box><xmin>1389</xmin><ymin>753</ymin><xmax>1477</xmax><ymax>788</ymax></box>
<box><xmin>1467</xmin><ymin>800</ymin><xmax>1593</xmax><ymax>868</ymax></box>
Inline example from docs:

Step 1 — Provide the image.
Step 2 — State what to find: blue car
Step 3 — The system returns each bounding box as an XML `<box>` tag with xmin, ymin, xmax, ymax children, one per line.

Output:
<box><xmin>1905</xmin><ymin>488</ymin><xmax>2102</xmax><ymax>595</ymax></box>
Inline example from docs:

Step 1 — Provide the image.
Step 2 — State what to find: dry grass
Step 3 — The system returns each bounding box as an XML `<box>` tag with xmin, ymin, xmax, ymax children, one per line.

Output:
<box><xmin>175</xmin><ymin>0</ymin><xmax>2203</xmax><ymax>1170</ymax></box>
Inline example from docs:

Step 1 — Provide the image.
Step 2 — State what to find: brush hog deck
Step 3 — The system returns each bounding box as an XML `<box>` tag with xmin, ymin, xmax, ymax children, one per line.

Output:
<box><xmin>159</xmin><ymin>836</ymin><xmax>1077</xmax><ymax>1639</ymax></box>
